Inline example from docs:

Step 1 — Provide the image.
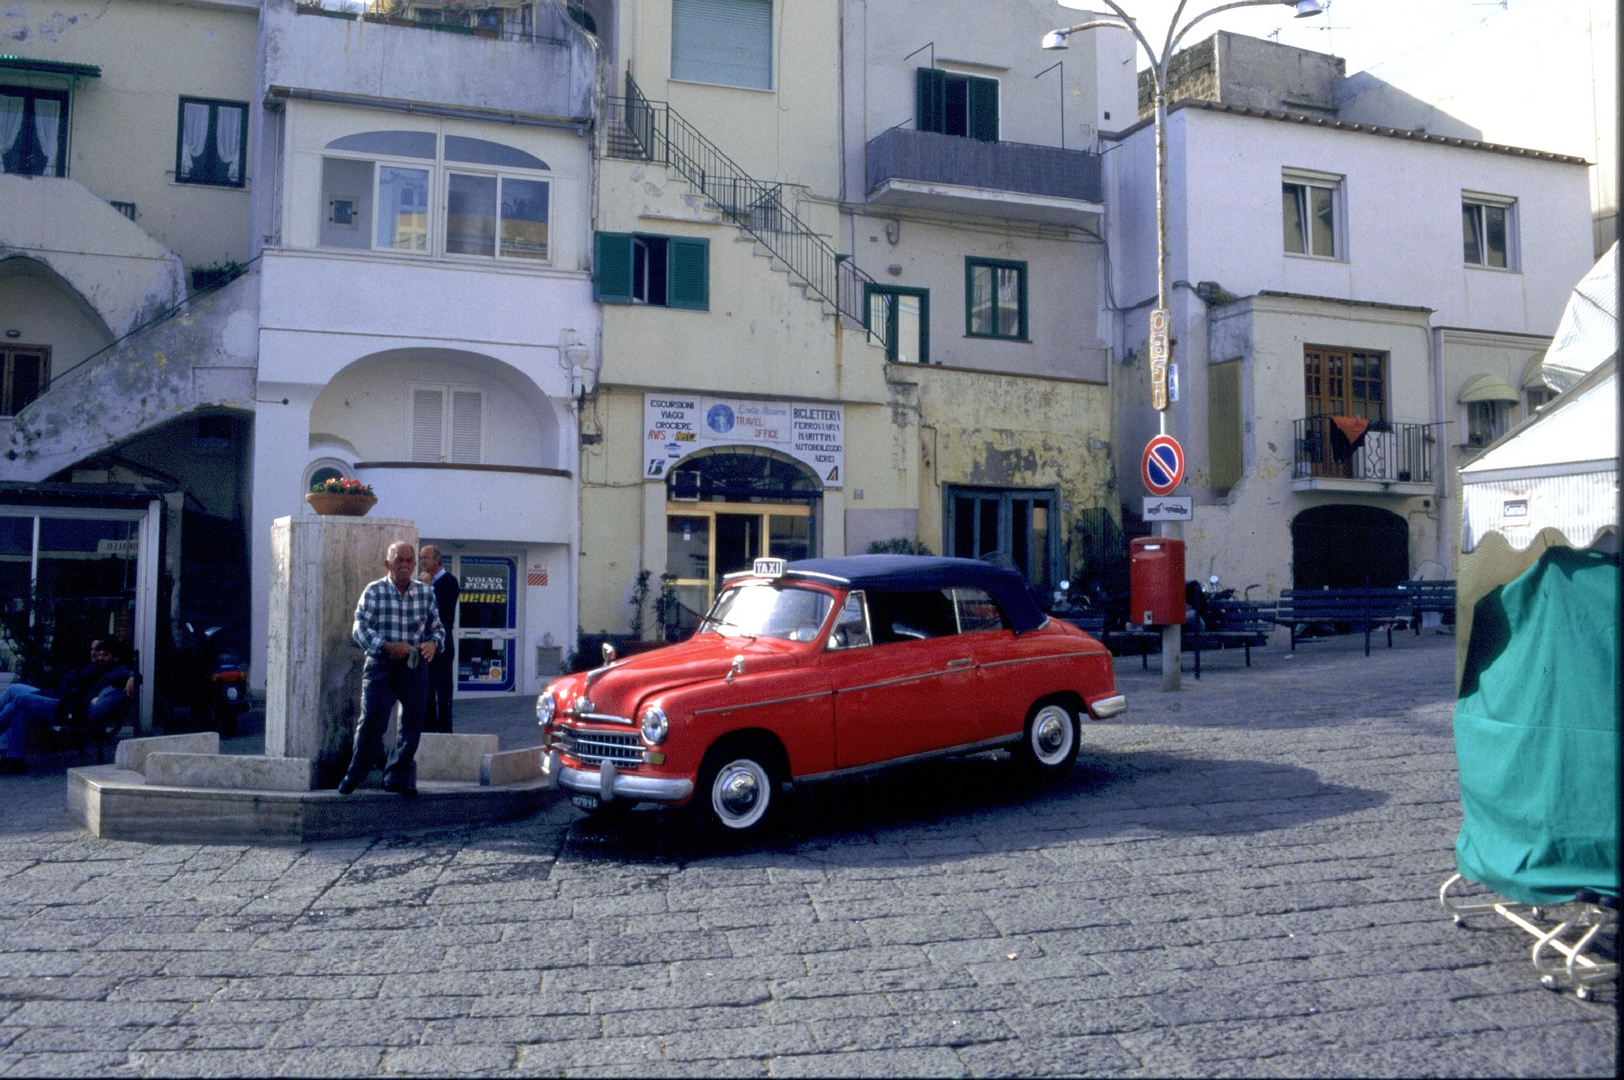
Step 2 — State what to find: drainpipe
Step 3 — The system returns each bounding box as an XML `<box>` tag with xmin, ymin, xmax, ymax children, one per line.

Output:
<box><xmin>1430</xmin><ymin>325</ymin><xmax>1448</xmax><ymax>576</ymax></box>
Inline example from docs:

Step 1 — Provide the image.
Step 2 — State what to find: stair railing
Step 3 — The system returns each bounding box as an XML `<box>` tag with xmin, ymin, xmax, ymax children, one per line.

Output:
<box><xmin>607</xmin><ymin>73</ymin><xmax>875</xmax><ymax>325</ymax></box>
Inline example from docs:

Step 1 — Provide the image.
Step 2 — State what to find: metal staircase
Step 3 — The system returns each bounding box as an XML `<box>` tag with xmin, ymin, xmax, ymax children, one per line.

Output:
<box><xmin>604</xmin><ymin>73</ymin><xmax>875</xmax><ymax>325</ymax></box>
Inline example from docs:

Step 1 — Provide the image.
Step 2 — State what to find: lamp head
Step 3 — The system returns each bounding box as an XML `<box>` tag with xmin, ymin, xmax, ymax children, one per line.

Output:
<box><xmin>1291</xmin><ymin>0</ymin><xmax>1325</xmax><ymax>16</ymax></box>
<box><xmin>1041</xmin><ymin>29</ymin><xmax>1070</xmax><ymax>50</ymax></box>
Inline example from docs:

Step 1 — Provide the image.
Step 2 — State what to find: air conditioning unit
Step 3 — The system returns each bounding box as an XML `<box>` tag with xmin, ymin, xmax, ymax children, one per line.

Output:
<box><xmin>670</xmin><ymin>470</ymin><xmax>702</xmax><ymax>501</ymax></box>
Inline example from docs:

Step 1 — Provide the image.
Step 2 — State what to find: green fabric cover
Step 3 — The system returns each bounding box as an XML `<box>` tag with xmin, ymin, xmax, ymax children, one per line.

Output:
<box><xmin>1453</xmin><ymin>547</ymin><xmax>1619</xmax><ymax>904</ymax></box>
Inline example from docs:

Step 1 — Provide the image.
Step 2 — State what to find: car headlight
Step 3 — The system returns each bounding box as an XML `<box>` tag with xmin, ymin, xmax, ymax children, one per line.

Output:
<box><xmin>536</xmin><ymin>690</ymin><xmax>557</xmax><ymax>725</ymax></box>
<box><xmin>640</xmin><ymin>705</ymin><xmax>669</xmax><ymax>745</ymax></box>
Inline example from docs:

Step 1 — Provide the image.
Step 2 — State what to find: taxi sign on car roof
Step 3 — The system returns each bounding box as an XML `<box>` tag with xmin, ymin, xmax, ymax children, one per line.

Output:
<box><xmin>753</xmin><ymin>558</ymin><xmax>786</xmax><ymax>578</ymax></box>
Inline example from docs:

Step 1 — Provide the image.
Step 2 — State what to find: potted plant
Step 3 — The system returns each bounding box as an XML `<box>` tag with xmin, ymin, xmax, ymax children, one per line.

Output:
<box><xmin>305</xmin><ymin>477</ymin><xmax>378</xmax><ymax>516</ymax></box>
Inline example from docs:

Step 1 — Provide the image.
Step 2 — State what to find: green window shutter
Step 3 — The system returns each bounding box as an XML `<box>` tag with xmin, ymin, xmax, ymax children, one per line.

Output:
<box><xmin>1016</xmin><ymin>264</ymin><xmax>1028</xmax><ymax>340</ymax></box>
<box><xmin>594</xmin><ymin>232</ymin><xmax>634</xmax><ymax>303</ymax></box>
<box><xmin>1208</xmin><ymin>360</ymin><xmax>1244</xmax><ymax>494</ymax></box>
<box><xmin>916</xmin><ymin>67</ymin><xmax>947</xmax><ymax>134</ymax></box>
<box><xmin>667</xmin><ymin>237</ymin><xmax>710</xmax><ymax>310</ymax></box>
<box><xmin>967</xmin><ymin>76</ymin><xmax>999</xmax><ymax>142</ymax></box>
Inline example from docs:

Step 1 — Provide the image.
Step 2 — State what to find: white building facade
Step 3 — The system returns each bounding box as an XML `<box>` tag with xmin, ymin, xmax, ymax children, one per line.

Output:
<box><xmin>246</xmin><ymin>0</ymin><xmax>598</xmax><ymax>697</ymax></box>
<box><xmin>1103</xmin><ymin>89</ymin><xmax>1594</xmax><ymax>595</ymax></box>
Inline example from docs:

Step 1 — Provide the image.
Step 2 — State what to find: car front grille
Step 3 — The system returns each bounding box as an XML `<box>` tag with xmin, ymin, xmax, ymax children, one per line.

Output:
<box><xmin>558</xmin><ymin>728</ymin><xmax>642</xmax><ymax>768</ymax></box>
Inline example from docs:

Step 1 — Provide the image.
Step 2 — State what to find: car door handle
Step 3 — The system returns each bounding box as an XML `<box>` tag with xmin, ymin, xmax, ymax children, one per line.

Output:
<box><xmin>945</xmin><ymin>658</ymin><xmax>973</xmax><ymax>669</ymax></box>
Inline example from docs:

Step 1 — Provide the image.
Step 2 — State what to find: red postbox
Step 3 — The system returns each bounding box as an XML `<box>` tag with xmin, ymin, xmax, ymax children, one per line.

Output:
<box><xmin>1129</xmin><ymin>537</ymin><xmax>1185</xmax><ymax>626</ymax></box>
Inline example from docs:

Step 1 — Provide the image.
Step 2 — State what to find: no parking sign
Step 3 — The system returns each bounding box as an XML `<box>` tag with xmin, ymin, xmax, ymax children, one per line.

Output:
<box><xmin>1141</xmin><ymin>434</ymin><xmax>1186</xmax><ymax>496</ymax></box>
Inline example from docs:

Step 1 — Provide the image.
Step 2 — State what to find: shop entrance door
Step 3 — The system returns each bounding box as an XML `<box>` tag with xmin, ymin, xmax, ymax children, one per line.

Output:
<box><xmin>665</xmin><ymin>504</ymin><xmax>813</xmax><ymax>635</ymax></box>
<box><xmin>452</xmin><ymin>554</ymin><xmax>518</xmax><ymax>695</ymax></box>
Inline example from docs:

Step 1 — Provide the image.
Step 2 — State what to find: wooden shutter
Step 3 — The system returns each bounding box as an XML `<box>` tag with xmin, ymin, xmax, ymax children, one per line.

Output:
<box><xmin>411</xmin><ymin>387</ymin><xmax>445</xmax><ymax>461</ymax></box>
<box><xmin>1208</xmin><ymin>360</ymin><xmax>1243</xmax><ymax>495</ymax></box>
<box><xmin>449</xmin><ymin>390</ymin><xmax>483</xmax><ymax>463</ymax></box>
<box><xmin>916</xmin><ymin>68</ymin><xmax>947</xmax><ymax>134</ymax></box>
<box><xmin>594</xmin><ymin>232</ymin><xmax>634</xmax><ymax>303</ymax></box>
<box><xmin>666</xmin><ymin>237</ymin><xmax>710</xmax><ymax>310</ymax></box>
<box><xmin>967</xmin><ymin>76</ymin><xmax>999</xmax><ymax>142</ymax></box>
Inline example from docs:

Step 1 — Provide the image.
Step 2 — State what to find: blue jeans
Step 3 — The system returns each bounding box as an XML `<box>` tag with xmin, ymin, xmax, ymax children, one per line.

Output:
<box><xmin>0</xmin><ymin>685</ymin><xmax>56</xmax><ymax>760</ymax></box>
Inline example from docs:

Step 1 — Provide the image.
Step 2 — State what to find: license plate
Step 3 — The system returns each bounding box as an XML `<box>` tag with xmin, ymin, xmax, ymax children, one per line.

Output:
<box><xmin>225</xmin><ymin>687</ymin><xmax>239</xmax><ymax>702</ymax></box>
<box><xmin>570</xmin><ymin>794</ymin><xmax>600</xmax><ymax>811</ymax></box>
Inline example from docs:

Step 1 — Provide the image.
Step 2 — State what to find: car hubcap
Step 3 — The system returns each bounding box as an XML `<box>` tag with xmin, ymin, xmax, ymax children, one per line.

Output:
<box><xmin>711</xmin><ymin>759</ymin><xmax>770</xmax><ymax>829</ymax></box>
<box><xmin>1031</xmin><ymin>706</ymin><xmax>1073</xmax><ymax>765</ymax></box>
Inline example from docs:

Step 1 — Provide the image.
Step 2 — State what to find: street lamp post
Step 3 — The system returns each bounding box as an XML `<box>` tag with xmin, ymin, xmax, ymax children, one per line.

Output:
<box><xmin>1044</xmin><ymin>0</ymin><xmax>1324</xmax><ymax>691</ymax></box>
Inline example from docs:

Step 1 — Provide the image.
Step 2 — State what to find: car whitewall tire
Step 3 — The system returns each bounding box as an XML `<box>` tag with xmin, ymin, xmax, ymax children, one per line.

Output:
<box><xmin>1020</xmin><ymin>702</ymin><xmax>1078</xmax><ymax>774</ymax></box>
<box><xmin>708</xmin><ymin>757</ymin><xmax>773</xmax><ymax>831</ymax></box>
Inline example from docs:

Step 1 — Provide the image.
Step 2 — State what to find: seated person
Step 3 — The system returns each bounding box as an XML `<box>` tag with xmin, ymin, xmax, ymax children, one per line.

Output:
<box><xmin>0</xmin><ymin>639</ymin><xmax>135</xmax><ymax>774</ymax></box>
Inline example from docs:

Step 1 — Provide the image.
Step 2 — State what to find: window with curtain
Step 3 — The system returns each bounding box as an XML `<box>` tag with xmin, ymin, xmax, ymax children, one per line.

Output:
<box><xmin>175</xmin><ymin>97</ymin><xmax>247</xmax><ymax>187</ymax></box>
<box><xmin>671</xmin><ymin>0</ymin><xmax>773</xmax><ymax>90</ymax></box>
<box><xmin>1</xmin><ymin>86</ymin><xmax>68</xmax><ymax>177</ymax></box>
<box><xmin>1463</xmin><ymin>193</ymin><xmax>1517</xmax><ymax>270</ymax></box>
<box><xmin>1282</xmin><ymin>169</ymin><xmax>1342</xmax><ymax>259</ymax></box>
<box><xmin>965</xmin><ymin>258</ymin><xmax>1027</xmax><ymax>340</ymax></box>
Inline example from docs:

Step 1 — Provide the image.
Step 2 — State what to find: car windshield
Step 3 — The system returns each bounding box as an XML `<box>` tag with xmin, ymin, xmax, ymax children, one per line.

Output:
<box><xmin>700</xmin><ymin>584</ymin><xmax>834</xmax><ymax>642</ymax></box>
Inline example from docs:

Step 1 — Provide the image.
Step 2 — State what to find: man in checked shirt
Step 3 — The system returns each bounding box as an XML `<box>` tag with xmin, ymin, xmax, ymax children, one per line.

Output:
<box><xmin>339</xmin><ymin>540</ymin><xmax>447</xmax><ymax>796</ymax></box>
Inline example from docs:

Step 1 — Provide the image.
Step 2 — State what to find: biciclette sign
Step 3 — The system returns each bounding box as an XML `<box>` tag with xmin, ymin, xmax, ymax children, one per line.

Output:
<box><xmin>643</xmin><ymin>393</ymin><xmax>845</xmax><ymax>487</ymax></box>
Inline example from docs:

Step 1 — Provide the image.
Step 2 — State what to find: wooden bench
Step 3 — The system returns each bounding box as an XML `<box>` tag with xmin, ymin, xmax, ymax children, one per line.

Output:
<box><xmin>1398</xmin><ymin>580</ymin><xmax>1456</xmax><ymax>633</ymax></box>
<box><xmin>1273</xmin><ymin>587</ymin><xmax>1412</xmax><ymax>656</ymax></box>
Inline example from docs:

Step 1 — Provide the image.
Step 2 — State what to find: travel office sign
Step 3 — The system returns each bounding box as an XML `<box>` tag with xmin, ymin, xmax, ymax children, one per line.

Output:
<box><xmin>643</xmin><ymin>393</ymin><xmax>845</xmax><ymax>487</ymax></box>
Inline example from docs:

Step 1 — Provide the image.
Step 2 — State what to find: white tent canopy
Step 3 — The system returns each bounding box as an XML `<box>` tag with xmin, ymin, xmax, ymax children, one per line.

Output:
<box><xmin>1460</xmin><ymin>359</ymin><xmax>1617</xmax><ymax>553</ymax></box>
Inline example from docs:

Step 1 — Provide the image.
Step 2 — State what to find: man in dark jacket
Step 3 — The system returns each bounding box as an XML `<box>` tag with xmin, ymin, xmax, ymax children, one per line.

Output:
<box><xmin>0</xmin><ymin>639</ymin><xmax>135</xmax><ymax>773</ymax></box>
<box><xmin>419</xmin><ymin>544</ymin><xmax>460</xmax><ymax>734</ymax></box>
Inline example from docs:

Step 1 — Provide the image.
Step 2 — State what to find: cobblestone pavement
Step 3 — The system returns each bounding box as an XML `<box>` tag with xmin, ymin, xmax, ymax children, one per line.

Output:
<box><xmin>0</xmin><ymin>631</ymin><xmax>1614</xmax><ymax>1077</ymax></box>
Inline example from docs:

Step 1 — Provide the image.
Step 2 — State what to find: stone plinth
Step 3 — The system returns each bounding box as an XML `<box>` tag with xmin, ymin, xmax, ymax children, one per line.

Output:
<box><xmin>265</xmin><ymin>515</ymin><xmax>418</xmax><ymax>788</ymax></box>
<box><xmin>144</xmin><ymin>752</ymin><xmax>314</xmax><ymax>792</ymax></box>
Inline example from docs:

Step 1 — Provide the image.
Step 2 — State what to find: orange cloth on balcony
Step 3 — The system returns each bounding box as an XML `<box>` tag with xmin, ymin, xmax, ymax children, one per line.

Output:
<box><xmin>1331</xmin><ymin>415</ymin><xmax>1370</xmax><ymax>447</ymax></box>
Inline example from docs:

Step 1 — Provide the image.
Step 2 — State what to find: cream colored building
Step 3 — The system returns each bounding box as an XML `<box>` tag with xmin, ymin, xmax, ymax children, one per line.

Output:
<box><xmin>580</xmin><ymin>0</ymin><xmax>1131</xmax><ymax>640</ymax></box>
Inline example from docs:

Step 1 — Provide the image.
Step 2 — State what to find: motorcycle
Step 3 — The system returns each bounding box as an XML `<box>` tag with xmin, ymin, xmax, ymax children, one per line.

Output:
<box><xmin>160</xmin><ymin>623</ymin><xmax>249</xmax><ymax>736</ymax></box>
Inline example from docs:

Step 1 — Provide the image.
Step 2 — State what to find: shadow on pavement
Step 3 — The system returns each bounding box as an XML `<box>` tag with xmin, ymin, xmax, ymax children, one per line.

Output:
<box><xmin>552</xmin><ymin>746</ymin><xmax>1387</xmax><ymax>867</ymax></box>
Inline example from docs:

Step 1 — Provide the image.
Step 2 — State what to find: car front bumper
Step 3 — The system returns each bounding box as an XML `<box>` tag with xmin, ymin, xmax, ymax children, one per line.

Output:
<box><xmin>540</xmin><ymin>751</ymin><xmax>695</xmax><ymax>804</ymax></box>
<box><xmin>1088</xmin><ymin>694</ymin><xmax>1127</xmax><ymax>719</ymax></box>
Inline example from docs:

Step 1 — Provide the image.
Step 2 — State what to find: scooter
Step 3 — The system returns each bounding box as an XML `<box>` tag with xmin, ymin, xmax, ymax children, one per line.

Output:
<box><xmin>161</xmin><ymin>623</ymin><xmax>250</xmax><ymax>736</ymax></box>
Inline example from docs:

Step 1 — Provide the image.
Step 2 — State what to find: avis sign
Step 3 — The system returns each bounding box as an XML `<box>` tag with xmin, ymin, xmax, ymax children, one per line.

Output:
<box><xmin>1148</xmin><ymin>307</ymin><xmax>1170</xmax><ymax>411</ymax></box>
<box><xmin>643</xmin><ymin>393</ymin><xmax>845</xmax><ymax>487</ymax></box>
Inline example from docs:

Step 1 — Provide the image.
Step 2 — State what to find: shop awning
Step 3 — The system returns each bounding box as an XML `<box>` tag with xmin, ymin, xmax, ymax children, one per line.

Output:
<box><xmin>0</xmin><ymin>54</ymin><xmax>101</xmax><ymax>78</ymax></box>
<box><xmin>1521</xmin><ymin>352</ymin><xmax>1549</xmax><ymax>390</ymax></box>
<box><xmin>1460</xmin><ymin>359</ymin><xmax>1617</xmax><ymax>553</ymax></box>
<box><xmin>1459</xmin><ymin>373</ymin><xmax>1521</xmax><ymax>403</ymax></box>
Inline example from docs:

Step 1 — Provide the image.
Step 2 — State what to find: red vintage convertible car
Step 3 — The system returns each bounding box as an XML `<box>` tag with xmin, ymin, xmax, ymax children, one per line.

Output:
<box><xmin>537</xmin><ymin>555</ymin><xmax>1125</xmax><ymax>834</ymax></box>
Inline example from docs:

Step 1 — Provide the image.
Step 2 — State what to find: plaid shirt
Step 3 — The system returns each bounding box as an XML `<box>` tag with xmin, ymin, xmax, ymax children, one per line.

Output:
<box><xmin>353</xmin><ymin>577</ymin><xmax>447</xmax><ymax>657</ymax></box>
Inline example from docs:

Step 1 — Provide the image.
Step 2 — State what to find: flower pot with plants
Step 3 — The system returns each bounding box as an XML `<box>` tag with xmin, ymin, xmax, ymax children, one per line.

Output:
<box><xmin>305</xmin><ymin>478</ymin><xmax>378</xmax><ymax>516</ymax></box>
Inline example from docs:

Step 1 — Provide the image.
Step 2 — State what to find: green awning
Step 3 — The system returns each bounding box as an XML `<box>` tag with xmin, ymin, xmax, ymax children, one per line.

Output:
<box><xmin>0</xmin><ymin>55</ymin><xmax>101</xmax><ymax>79</ymax></box>
<box><xmin>1459</xmin><ymin>373</ymin><xmax>1521</xmax><ymax>403</ymax></box>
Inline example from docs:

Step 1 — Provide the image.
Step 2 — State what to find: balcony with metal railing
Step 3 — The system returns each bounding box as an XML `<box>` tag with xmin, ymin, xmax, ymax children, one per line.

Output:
<box><xmin>864</xmin><ymin>127</ymin><xmax>1104</xmax><ymax>225</ymax></box>
<box><xmin>602</xmin><ymin>75</ymin><xmax>875</xmax><ymax>325</ymax></box>
<box><xmin>1291</xmin><ymin>416</ymin><xmax>1436</xmax><ymax>495</ymax></box>
<box><xmin>268</xmin><ymin>0</ymin><xmax>595</xmax><ymax>123</ymax></box>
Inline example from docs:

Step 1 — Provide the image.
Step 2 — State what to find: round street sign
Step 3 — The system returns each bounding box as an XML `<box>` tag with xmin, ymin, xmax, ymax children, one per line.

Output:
<box><xmin>1142</xmin><ymin>434</ymin><xmax>1186</xmax><ymax>496</ymax></box>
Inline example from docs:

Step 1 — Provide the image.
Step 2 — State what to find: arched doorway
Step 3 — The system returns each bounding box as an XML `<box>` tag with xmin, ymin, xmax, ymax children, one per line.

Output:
<box><xmin>663</xmin><ymin>449</ymin><xmax>821</xmax><ymax>633</ymax></box>
<box><xmin>1291</xmin><ymin>504</ymin><xmax>1410</xmax><ymax>590</ymax></box>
